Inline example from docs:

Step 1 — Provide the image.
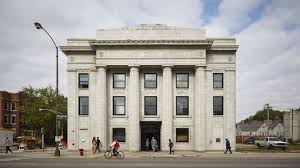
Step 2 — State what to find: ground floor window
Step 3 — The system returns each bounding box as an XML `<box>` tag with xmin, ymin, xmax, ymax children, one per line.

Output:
<box><xmin>176</xmin><ymin>128</ymin><xmax>189</xmax><ymax>142</ymax></box>
<box><xmin>113</xmin><ymin>128</ymin><xmax>126</xmax><ymax>142</ymax></box>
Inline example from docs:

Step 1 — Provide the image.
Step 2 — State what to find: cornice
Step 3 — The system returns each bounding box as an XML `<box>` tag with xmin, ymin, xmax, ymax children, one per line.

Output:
<box><xmin>89</xmin><ymin>39</ymin><xmax>213</xmax><ymax>46</ymax></box>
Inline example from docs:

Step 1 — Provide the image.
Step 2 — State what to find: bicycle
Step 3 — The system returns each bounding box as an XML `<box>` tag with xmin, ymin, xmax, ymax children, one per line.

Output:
<box><xmin>104</xmin><ymin>147</ymin><xmax>125</xmax><ymax>159</ymax></box>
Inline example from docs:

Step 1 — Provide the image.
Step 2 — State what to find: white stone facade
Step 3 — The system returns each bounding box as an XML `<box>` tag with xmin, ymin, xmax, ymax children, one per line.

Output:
<box><xmin>61</xmin><ymin>24</ymin><xmax>238</xmax><ymax>151</ymax></box>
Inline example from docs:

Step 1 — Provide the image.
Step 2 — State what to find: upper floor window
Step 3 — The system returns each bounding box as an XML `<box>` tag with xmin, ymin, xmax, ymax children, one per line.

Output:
<box><xmin>144</xmin><ymin>73</ymin><xmax>157</xmax><ymax>88</ymax></box>
<box><xmin>176</xmin><ymin>73</ymin><xmax>189</xmax><ymax>88</ymax></box>
<box><xmin>176</xmin><ymin>96</ymin><xmax>189</xmax><ymax>115</ymax></box>
<box><xmin>79</xmin><ymin>96</ymin><xmax>89</xmax><ymax>115</ymax></box>
<box><xmin>113</xmin><ymin>128</ymin><xmax>126</xmax><ymax>142</ymax></box>
<box><xmin>144</xmin><ymin>96</ymin><xmax>157</xmax><ymax>115</ymax></box>
<box><xmin>11</xmin><ymin>102</ymin><xmax>16</xmax><ymax>111</ymax></box>
<box><xmin>4</xmin><ymin>115</ymin><xmax>9</xmax><ymax>124</ymax></box>
<box><xmin>11</xmin><ymin>116</ymin><xmax>16</xmax><ymax>124</ymax></box>
<box><xmin>3</xmin><ymin>102</ymin><xmax>9</xmax><ymax>110</ymax></box>
<box><xmin>176</xmin><ymin>128</ymin><xmax>189</xmax><ymax>142</ymax></box>
<box><xmin>213</xmin><ymin>73</ymin><xmax>223</xmax><ymax>88</ymax></box>
<box><xmin>113</xmin><ymin>73</ymin><xmax>126</xmax><ymax>88</ymax></box>
<box><xmin>79</xmin><ymin>73</ymin><xmax>89</xmax><ymax>89</ymax></box>
<box><xmin>113</xmin><ymin>96</ymin><xmax>126</xmax><ymax>115</ymax></box>
<box><xmin>213</xmin><ymin>96</ymin><xmax>223</xmax><ymax>115</ymax></box>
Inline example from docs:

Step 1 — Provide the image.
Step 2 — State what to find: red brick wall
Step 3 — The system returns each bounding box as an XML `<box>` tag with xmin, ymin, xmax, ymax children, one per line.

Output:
<box><xmin>0</xmin><ymin>91</ymin><xmax>22</xmax><ymax>136</ymax></box>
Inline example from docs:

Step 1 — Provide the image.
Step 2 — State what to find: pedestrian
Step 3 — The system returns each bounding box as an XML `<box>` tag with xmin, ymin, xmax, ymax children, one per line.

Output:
<box><xmin>92</xmin><ymin>137</ymin><xmax>97</xmax><ymax>154</ymax></box>
<box><xmin>145</xmin><ymin>138</ymin><xmax>150</xmax><ymax>151</ymax></box>
<box><xmin>224</xmin><ymin>138</ymin><xmax>232</xmax><ymax>154</ymax></box>
<box><xmin>168</xmin><ymin>139</ymin><xmax>174</xmax><ymax>154</ymax></box>
<box><xmin>151</xmin><ymin>137</ymin><xmax>157</xmax><ymax>152</ymax></box>
<box><xmin>96</xmin><ymin>137</ymin><xmax>102</xmax><ymax>153</ymax></box>
<box><xmin>5</xmin><ymin>137</ymin><xmax>13</xmax><ymax>154</ymax></box>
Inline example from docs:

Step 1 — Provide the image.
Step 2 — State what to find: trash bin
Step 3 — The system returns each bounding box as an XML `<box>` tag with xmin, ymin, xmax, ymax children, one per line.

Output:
<box><xmin>79</xmin><ymin>148</ymin><xmax>84</xmax><ymax>156</ymax></box>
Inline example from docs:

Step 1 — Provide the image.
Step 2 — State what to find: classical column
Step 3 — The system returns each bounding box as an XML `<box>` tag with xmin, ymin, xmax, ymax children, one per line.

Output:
<box><xmin>194</xmin><ymin>65</ymin><xmax>206</xmax><ymax>151</ymax></box>
<box><xmin>89</xmin><ymin>69</ymin><xmax>97</xmax><ymax>148</ymax></box>
<box><xmin>128</xmin><ymin>65</ymin><xmax>140</xmax><ymax>151</ymax></box>
<box><xmin>96</xmin><ymin>65</ymin><xmax>107</xmax><ymax>149</ymax></box>
<box><xmin>161</xmin><ymin>65</ymin><xmax>173</xmax><ymax>151</ymax></box>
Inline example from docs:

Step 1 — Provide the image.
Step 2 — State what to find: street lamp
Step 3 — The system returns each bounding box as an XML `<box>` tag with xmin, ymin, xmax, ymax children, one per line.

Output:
<box><xmin>35</xmin><ymin>22</ymin><xmax>60</xmax><ymax>156</ymax></box>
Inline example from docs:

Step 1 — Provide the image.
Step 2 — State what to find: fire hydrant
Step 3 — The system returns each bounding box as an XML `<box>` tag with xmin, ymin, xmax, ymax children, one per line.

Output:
<box><xmin>79</xmin><ymin>148</ymin><xmax>84</xmax><ymax>156</ymax></box>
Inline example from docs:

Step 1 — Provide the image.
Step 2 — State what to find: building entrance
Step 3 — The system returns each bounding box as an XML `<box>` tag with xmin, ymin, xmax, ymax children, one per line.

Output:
<box><xmin>140</xmin><ymin>121</ymin><xmax>161</xmax><ymax>151</ymax></box>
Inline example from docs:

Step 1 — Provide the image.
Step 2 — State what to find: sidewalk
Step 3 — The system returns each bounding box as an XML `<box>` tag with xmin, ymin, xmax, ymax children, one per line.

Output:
<box><xmin>1</xmin><ymin>149</ymin><xmax>300</xmax><ymax>159</ymax></box>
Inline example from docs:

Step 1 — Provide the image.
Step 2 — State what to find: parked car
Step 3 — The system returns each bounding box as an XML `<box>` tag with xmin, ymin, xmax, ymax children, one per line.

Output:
<box><xmin>244</xmin><ymin>138</ymin><xmax>254</xmax><ymax>144</ymax></box>
<box><xmin>255</xmin><ymin>137</ymin><xmax>288</xmax><ymax>150</ymax></box>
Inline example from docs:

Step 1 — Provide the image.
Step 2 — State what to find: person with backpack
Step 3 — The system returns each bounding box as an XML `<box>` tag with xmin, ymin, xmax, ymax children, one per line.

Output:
<box><xmin>96</xmin><ymin>137</ymin><xmax>102</xmax><ymax>153</ymax></box>
<box><xmin>110</xmin><ymin>139</ymin><xmax>120</xmax><ymax>156</ymax></box>
<box><xmin>168</xmin><ymin>139</ymin><xmax>174</xmax><ymax>154</ymax></box>
<box><xmin>224</xmin><ymin>138</ymin><xmax>232</xmax><ymax>154</ymax></box>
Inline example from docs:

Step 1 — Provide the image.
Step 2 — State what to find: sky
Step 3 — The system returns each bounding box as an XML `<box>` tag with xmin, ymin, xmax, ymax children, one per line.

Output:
<box><xmin>0</xmin><ymin>0</ymin><xmax>299</xmax><ymax>122</ymax></box>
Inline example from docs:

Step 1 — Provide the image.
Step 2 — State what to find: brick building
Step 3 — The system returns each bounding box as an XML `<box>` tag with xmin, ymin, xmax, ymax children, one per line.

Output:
<box><xmin>0</xmin><ymin>91</ymin><xmax>22</xmax><ymax>136</ymax></box>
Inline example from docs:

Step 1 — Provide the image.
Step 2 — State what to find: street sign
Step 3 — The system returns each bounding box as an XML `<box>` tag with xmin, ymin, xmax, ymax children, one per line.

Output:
<box><xmin>58</xmin><ymin>114</ymin><xmax>67</xmax><ymax>119</ymax></box>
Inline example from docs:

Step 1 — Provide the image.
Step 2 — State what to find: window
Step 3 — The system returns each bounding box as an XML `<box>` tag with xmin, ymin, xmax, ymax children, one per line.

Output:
<box><xmin>176</xmin><ymin>96</ymin><xmax>189</xmax><ymax>115</ymax></box>
<box><xmin>113</xmin><ymin>128</ymin><xmax>126</xmax><ymax>142</ymax></box>
<box><xmin>213</xmin><ymin>73</ymin><xmax>223</xmax><ymax>88</ymax></box>
<box><xmin>11</xmin><ymin>102</ymin><xmax>16</xmax><ymax>111</ymax></box>
<box><xmin>176</xmin><ymin>73</ymin><xmax>189</xmax><ymax>88</ymax></box>
<box><xmin>176</xmin><ymin>128</ymin><xmax>189</xmax><ymax>142</ymax></box>
<box><xmin>144</xmin><ymin>96</ymin><xmax>157</xmax><ymax>115</ymax></box>
<box><xmin>4</xmin><ymin>115</ymin><xmax>9</xmax><ymax>124</ymax></box>
<box><xmin>113</xmin><ymin>96</ymin><xmax>126</xmax><ymax>115</ymax></box>
<box><xmin>213</xmin><ymin>96</ymin><xmax>223</xmax><ymax>115</ymax></box>
<box><xmin>11</xmin><ymin>116</ymin><xmax>16</xmax><ymax>124</ymax></box>
<box><xmin>79</xmin><ymin>96</ymin><xmax>89</xmax><ymax>115</ymax></box>
<box><xmin>4</xmin><ymin>102</ymin><xmax>9</xmax><ymax>110</ymax></box>
<box><xmin>144</xmin><ymin>73</ymin><xmax>157</xmax><ymax>88</ymax></box>
<box><xmin>113</xmin><ymin>73</ymin><xmax>126</xmax><ymax>88</ymax></box>
<box><xmin>79</xmin><ymin>73</ymin><xmax>89</xmax><ymax>88</ymax></box>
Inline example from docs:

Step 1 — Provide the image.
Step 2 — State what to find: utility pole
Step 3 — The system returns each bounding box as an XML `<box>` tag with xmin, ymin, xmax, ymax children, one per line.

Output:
<box><xmin>265</xmin><ymin>104</ymin><xmax>270</xmax><ymax>136</ymax></box>
<box><xmin>291</xmin><ymin>109</ymin><xmax>294</xmax><ymax>142</ymax></box>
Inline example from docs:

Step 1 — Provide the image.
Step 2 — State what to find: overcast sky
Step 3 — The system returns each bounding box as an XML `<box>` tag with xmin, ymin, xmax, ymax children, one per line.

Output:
<box><xmin>0</xmin><ymin>0</ymin><xmax>299</xmax><ymax>121</ymax></box>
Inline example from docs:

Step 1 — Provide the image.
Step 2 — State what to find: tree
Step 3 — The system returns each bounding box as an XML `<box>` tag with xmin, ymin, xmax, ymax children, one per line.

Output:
<box><xmin>20</xmin><ymin>85</ymin><xmax>67</xmax><ymax>145</ymax></box>
<box><xmin>243</xmin><ymin>107</ymin><xmax>284</xmax><ymax>123</ymax></box>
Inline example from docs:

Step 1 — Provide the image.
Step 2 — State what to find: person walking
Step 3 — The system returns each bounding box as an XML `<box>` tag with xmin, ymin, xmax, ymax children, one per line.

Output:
<box><xmin>145</xmin><ymin>138</ymin><xmax>150</xmax><ymax>151</ymax></box>
<box><xmin>92</xmin><ymin>137</ymin><xmax>97</xmax><ymax>154</ymax></box>
<box><xmin>168</xmin><ymin>139</ymin><xmax>174</xmax><ymax>154</ymax></box>
<box><xmin>96</xmin><ymin>137</ymin><xmax>102</xmax><ymax>153</ymax></box>
<box><xmin>224</xmin><ymin>138</ymin><xmax>232</xmax><ymax>154</ymax></box>
<box><xmin>151</xmin><ymin>137</ymin><xmax>157</xmax><ymax>152</ymax></box>
<box><xmin>5</xmin><ymin>137</ymin><xmax>13</xmax><ymax>154</ymax></box>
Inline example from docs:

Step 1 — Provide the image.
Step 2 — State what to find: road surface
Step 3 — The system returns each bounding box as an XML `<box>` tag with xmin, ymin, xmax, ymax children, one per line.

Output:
<box><xmin>1</xmin><ymin>157</ymin><xmax>299</xmax><ymax>168</ymax></box>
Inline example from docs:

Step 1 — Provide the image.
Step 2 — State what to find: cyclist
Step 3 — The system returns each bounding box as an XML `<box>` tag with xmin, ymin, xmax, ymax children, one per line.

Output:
<box><xmin>110</xmin><ymin>139</ymin><xmax>120</xmax><ymax>156</ymax></box>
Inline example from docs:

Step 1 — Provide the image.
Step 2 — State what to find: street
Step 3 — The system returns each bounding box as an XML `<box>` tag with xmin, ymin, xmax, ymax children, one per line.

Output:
<box><xmin>1</xmin><ymin>158</ymin><xmax>299</xmax><ymax>168</ymax></box>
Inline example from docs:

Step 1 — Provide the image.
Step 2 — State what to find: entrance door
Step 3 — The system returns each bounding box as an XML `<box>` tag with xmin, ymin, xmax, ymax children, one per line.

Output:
<box><xmin>140</xmin><ymin>121</ymin><xmax>161</xmax><ymax>151</ymax></box>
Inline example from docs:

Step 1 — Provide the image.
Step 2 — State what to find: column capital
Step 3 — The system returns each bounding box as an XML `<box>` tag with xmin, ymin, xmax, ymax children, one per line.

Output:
<box><xmin>128</xmin><ymin>64</ymin><xmax>140</xmax><ymax>69</ymax></box>
<box><xmin>161</xmin><ymin>64</ymin><xmax>174</xmax><ymax>68</ymax></box>
<box><xmin>194</xmin><ymin>64</ymin><xmax>206</xmax><ymax>71</ymax></box>
<box><xmin>96</xmin><ymin>64</ymin><xmax>106</xmax><ymax>68</ymax></box>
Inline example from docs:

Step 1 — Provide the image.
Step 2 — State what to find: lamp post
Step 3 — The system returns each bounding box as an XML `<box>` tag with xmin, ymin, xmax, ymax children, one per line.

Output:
<box><xmin>35</xmin><ymin>22</ymin><xmax>60</xmax><ymax>156</ymax></box>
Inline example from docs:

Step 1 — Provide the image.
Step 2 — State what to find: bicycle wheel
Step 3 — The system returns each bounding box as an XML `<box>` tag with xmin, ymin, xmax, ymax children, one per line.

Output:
<box><xmin>104</xmin><ymin>151</ymin><xmax>112</xmax><ymax>159</ymax></box>
<box><xmin>117</xmin><ymin>151</ymin><xmax>124</xmax><ymax>160</ymax></box>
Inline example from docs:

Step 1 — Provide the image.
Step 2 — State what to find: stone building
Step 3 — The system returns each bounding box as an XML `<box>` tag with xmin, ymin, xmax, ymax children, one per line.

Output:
<box><xmin>60</xmin><ymin>24</ymin><xmax>238</xmax><ymax>151</ymax></box>
<box><xmin>0</xmin><ymin>91</ymin><xmax>22</xmax><ymax>136</ymax></box>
